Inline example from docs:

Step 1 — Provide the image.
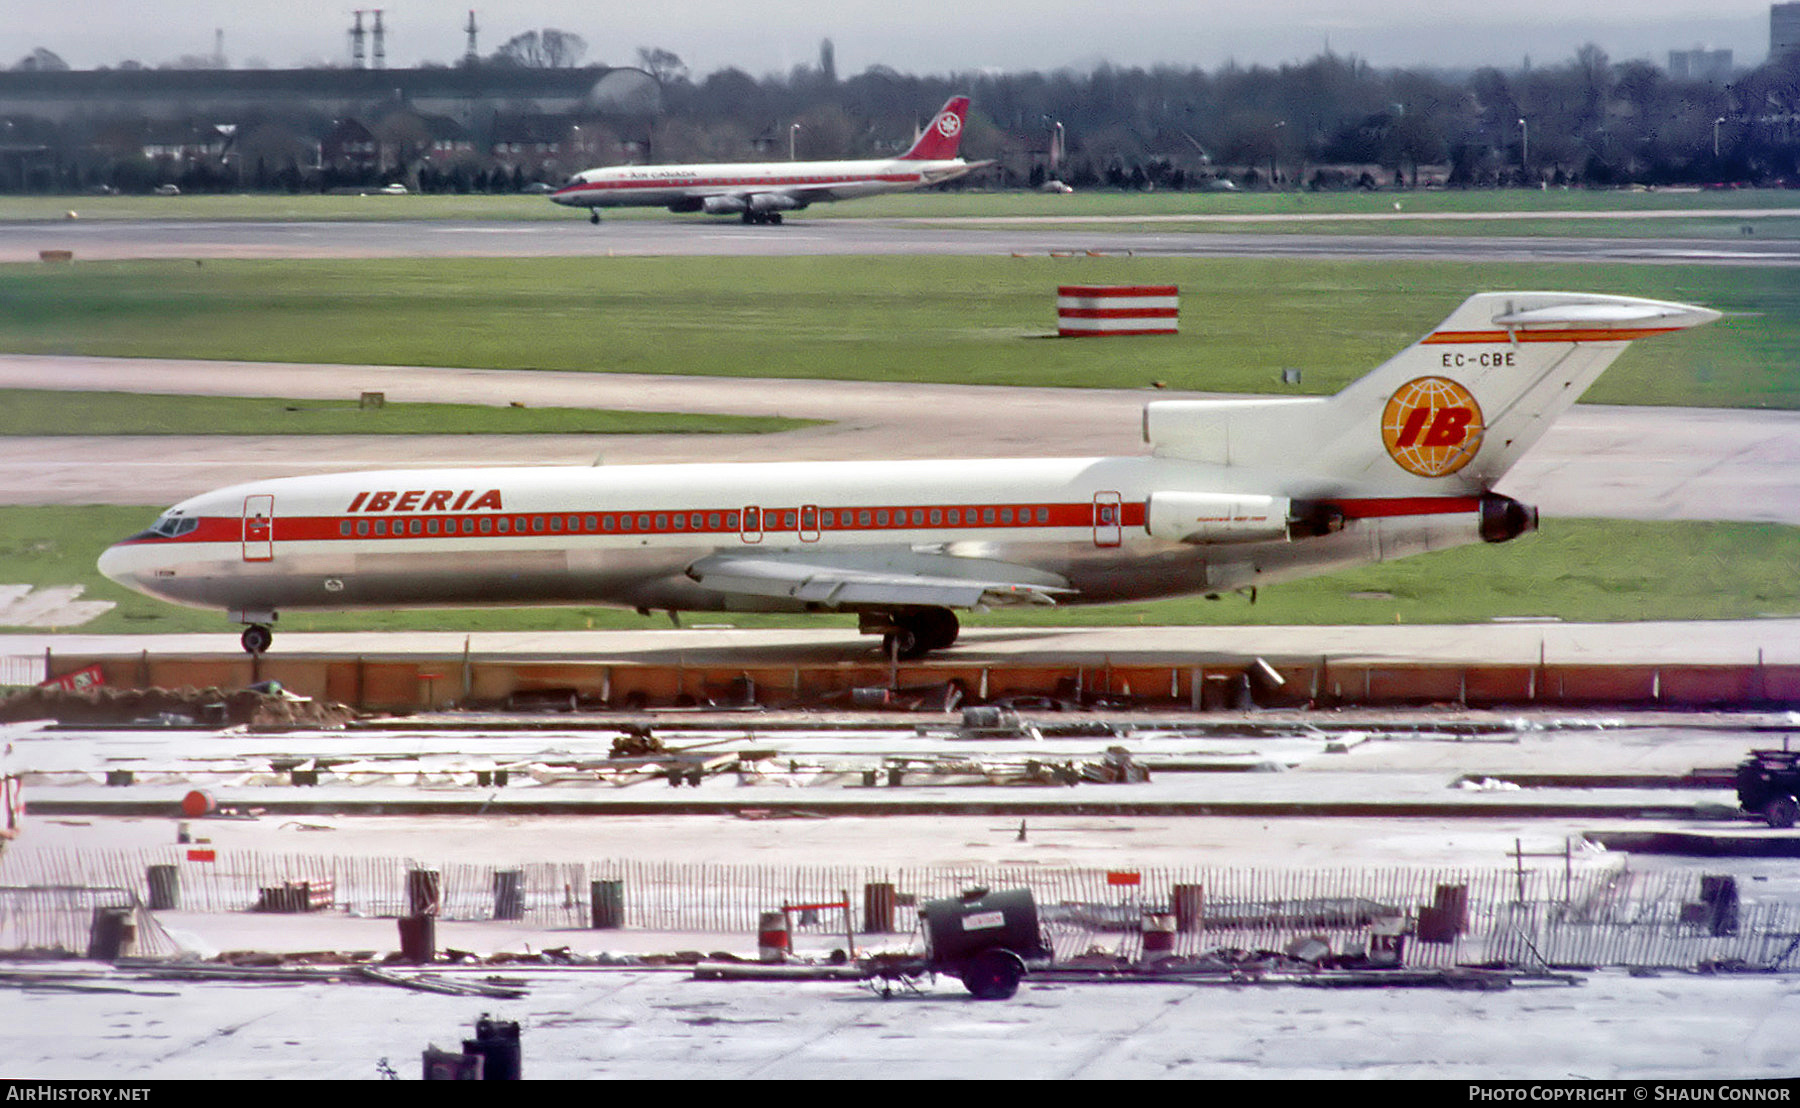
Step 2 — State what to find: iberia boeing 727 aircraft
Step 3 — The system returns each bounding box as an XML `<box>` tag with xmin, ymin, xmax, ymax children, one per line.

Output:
<box><xmin>98</xmin><ymin>291</ymin><xmax>1719</xmax><ymax>657</ymax></box>
<box><xmin>548</xmin><ymin>96</ymin><xmax>986</xmax><ymax>223</ymax></box>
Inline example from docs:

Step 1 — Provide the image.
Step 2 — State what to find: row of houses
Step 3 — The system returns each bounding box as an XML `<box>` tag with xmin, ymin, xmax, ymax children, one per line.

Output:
<box><xmin>0</xmin><ymin>65</ymin><xmax>664</xmax><ymax>192</ymax></box>
<box><xmin>0</xmin><ymin>107</ymin><xmax>650</xmax><ymax>192</ymax></box>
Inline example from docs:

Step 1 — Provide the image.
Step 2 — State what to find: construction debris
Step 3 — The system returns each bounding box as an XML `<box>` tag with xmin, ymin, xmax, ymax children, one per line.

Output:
<box><xmin>0</xmin><ymin>685</ymin><xmax>357</xmax><ymax>728</ymax></box>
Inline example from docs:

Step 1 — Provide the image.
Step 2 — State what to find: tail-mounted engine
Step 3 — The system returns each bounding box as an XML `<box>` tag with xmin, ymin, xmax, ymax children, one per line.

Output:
<box><xmin>1146</xmin><ymin>492</ymin><xmax>1294</xmax><ymax>544</ymax></box>
<box><xmin>1479</xmin><ymin>493</ymin><xmax>1538</xmax><ymax>544</ymax></box>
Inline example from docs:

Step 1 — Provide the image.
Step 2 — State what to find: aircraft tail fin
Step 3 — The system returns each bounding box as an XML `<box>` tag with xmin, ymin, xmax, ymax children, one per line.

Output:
<box><xmin>1145</xmin><ymin>292</ymin><xmax>1720</xmax><ymax>493</ymax></box>
<box><xmin>900</xmin><ymin>97</ymin><xmax>971</xmax><ymax>160</ymax></box>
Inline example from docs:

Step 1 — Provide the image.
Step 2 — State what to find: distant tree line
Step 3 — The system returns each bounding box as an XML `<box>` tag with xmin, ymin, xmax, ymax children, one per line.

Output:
<box><xmin>7</xmin><ymin>39</ymin><xmax>1800</xmax><ymax>194</ymax></box>
<box><xmin>645</xmin><ymin>43</ymin><xmax>1800</xmax><ymax>190</ymax></box>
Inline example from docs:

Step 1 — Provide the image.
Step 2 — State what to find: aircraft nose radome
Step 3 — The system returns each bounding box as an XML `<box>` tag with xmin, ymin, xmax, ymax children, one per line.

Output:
<box><xmin>96</xmin><ymin>543</ymin><xmax>137</xmax><ymax>589</ymax></box>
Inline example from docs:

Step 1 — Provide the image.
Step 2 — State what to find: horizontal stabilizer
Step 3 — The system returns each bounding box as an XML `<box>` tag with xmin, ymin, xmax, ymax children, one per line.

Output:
<box><xmin>1489</xmin><ymin>301</ymin><xmax>1720</xmax><ymax>328</ymax></box>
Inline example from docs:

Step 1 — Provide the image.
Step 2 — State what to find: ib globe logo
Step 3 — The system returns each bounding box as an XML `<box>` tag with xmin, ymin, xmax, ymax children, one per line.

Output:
<box><xmin>1381</xmin><ymin>376</ymin><xmax>1484</xmax><ymax>477</ymax></box>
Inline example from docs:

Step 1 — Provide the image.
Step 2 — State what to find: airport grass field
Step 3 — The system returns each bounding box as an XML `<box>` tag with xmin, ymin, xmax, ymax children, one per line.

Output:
<box><xmin>2</xmin><ymin>254</ymin><xmax>1795</xmax><ymax>408</ymax></box>
<box><xmin>0</xmin><ymin>219</ymin><xmax>1794</xmax><ymax>634</ymax></box>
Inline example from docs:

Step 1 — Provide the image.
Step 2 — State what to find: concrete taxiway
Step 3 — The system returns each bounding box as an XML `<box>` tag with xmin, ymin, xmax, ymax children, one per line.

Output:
<box><xmin>7</xmin><ymin>617</ymin><xmax>1800</xmax><ymax>671</ymax></box>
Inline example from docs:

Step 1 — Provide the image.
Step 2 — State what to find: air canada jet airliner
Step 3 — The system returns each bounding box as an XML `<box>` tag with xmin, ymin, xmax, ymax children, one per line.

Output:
<box><xmin>99</xmin><ymin>291</ymin><xmax>1719</xmax><ymax>657</ymax></box>
<box><xmin>549</xmin><ymin>96</ymin><xmax>986</xmax><ymax>224</ymax></box>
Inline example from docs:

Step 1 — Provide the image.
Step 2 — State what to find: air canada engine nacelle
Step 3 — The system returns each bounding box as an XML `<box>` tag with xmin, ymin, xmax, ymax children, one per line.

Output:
<box><xmin>701</xmin><ymin>195</ymin><xmax>748</xmax><ymax>215</ymax></box>
<box><xmin>1146</xmin><ymin>492</ymin><xmax>1293</xmax><ymax>544</ymax></box>
<box><xmin>747</xmin><ymin>193</ymin><xmax>802</xmax><ymax>212</ymax></box>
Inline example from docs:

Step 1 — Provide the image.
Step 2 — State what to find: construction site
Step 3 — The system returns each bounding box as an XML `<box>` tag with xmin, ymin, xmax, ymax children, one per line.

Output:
<box><xmin>2</xmin><ymin>625</ymin><xmax>1798</xmax><ymax>1079</ymax></box>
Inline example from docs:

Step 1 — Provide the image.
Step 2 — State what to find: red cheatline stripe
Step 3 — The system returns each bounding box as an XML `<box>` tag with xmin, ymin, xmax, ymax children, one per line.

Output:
<box><xmin>1057</xmin><ymin>286</ymin><xmax>1178</xmax><ymax>297</ymax></box>
<box><xmin>120</xmin><ymin>501</ymin><xmax>1151</xmax><ymax>545</ymax></box>
<box><xmin>1422</xmin><ymin>328</ymin><xmax>1681</xmax><ymax>345</ymax></box>
<box><xmin>118</xmin><ymin>498</ymin><xmax>1483</xmax><ymax>544</ymax></box>
<box><xmin>1059</xmin><ymin>328</ymin><xmax>1179</xmax><ymax>336</ymax></box>
<box><xmin>558</xmin><ymin>173</ymin><xmax>918</xmax><ymax>195</ymax></box>
<box><xmin>1057</xmin><ymin>308</ymin><xmax>1180</xmax><ymax>319</ymax></box>
<box><xmin>1326</xmin><ymin>497</ymin><xmax>1481</xmax><ymax>518</ymax></box>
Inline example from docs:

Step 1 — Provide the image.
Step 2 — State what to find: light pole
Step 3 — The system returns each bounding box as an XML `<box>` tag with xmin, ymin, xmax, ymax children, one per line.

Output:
<box><xmin>789</xmin><ymin>123</ymin><xmax>801</xmax><ymax>161</ymax></box>
<box><xmin>1714</xmin><ymin>116</ymin><xmax>1726</xmax><ymax>159</ymax></box>
<box><xmin>1271</xmin><ymin>120</ymin><xmax>1285</xmax><ymax>189</ymax></box>
<box><xmin>1518</xmin><ymin>118</ymin><xmax>1528</xmax><ymax>180</ymax></box>
<box><xmin>1041</xmin><ymin>116</ymin><xmax>1063</xmax><ymax>177</ymax></box>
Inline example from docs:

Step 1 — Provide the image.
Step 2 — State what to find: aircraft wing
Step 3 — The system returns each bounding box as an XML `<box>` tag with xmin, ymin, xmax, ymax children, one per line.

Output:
<box><xmin>686</xmin><ymin>553</ymin><xmax>1071</xmax><ymax>609</ymax></box>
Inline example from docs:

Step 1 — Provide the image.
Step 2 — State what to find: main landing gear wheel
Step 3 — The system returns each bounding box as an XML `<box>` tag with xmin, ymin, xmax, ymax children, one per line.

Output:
<box><xmin>881</xmin><ymin>608</ymin><xmax>960</xmax><ymax>660</ymax></box>
<box><xmin>882</xmin><ymin>628</ymin><xmax>922</xmax><ymax>661</ymax></box>
<box><xmin>241</xmin><ymin>625</ymin><xmax>273</xmax><ymax>656</ymax></box>
<box><xmin>588</xmin><ymin>210</ymin><xmax>600</xmax><ymax>225</ymax></box>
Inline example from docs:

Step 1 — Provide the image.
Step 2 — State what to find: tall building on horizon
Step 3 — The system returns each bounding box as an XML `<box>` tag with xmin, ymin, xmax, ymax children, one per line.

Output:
<box><xmin>1774</xmin><ymin>2</ymin><xmax>1800</xmax><ymax>60</ymax></box>
<box><xmin>1669</xmin><ymin>47</ymin><xmax>1733</xmax><ymax>81</ymax></box>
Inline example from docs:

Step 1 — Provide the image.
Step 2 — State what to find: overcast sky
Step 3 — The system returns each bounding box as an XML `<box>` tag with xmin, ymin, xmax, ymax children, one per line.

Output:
<box><xmin>5</xmin><ymin>2</ymin><xmax>1781</xmax><ymax>77</ymax></box>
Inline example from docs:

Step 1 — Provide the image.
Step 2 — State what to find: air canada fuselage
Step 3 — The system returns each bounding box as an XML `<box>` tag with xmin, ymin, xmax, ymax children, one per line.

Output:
<box><xmin>549</xmin><ymin>96</ymin><xmax>984</xmax><ymax>223</ymax></box>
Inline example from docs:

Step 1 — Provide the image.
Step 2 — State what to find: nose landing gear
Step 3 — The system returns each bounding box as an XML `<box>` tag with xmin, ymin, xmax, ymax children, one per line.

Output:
<box><xmin>241</xmin><ymin>624</ymin><xmax>273</xmax><ymax>655</ymax></box>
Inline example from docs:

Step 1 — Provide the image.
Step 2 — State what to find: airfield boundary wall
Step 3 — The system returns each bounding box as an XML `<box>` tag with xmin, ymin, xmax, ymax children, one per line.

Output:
<box><xmin>19</xmin><ymin>651</ymin><xmax>1800</xmax><ymax>713</ymax></box>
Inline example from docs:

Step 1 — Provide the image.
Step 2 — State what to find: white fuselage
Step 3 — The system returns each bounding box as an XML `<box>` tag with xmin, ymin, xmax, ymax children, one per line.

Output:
<box><xmin>95</xmin><ymin>454</ymin><xmax>1490</xmax><ymax>620</ymax></box>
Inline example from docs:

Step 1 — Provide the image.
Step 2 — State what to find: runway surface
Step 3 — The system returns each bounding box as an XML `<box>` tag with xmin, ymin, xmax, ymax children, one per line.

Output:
<box><xmin>7</xmin><ymin>214</ymin><xmax>1800</xmax><ymax>264</ymax></box>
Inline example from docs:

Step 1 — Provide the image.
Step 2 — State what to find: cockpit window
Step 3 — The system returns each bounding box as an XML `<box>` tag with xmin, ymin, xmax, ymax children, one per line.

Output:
<box><xmin>150</xmin><ymin>514</ymin><xmax>198</xmax><ymax>538</ymax></box>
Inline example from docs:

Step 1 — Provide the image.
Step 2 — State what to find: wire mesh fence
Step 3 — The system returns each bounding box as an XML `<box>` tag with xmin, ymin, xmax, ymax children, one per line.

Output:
<box><xmin>3</xmin><ymin>846</ymin><xmax>1795</xmax><ymax>970</ymax></box>
<box><xmin>0</xmin><ymin>885</ymin><xmax>180</xmax><ymax>959</ymax></box>
<box><xmin>0</xmin><ymin>655</ymin><xmax>44</xmax><ymax>689</ymax></box>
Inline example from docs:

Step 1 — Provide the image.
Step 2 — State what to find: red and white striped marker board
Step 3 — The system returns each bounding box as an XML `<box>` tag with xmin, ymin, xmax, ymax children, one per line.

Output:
<box><xmin>1056</xmin><ymin>285</ymin><xmax>1179</xmax><ymax>336</ymax></box>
